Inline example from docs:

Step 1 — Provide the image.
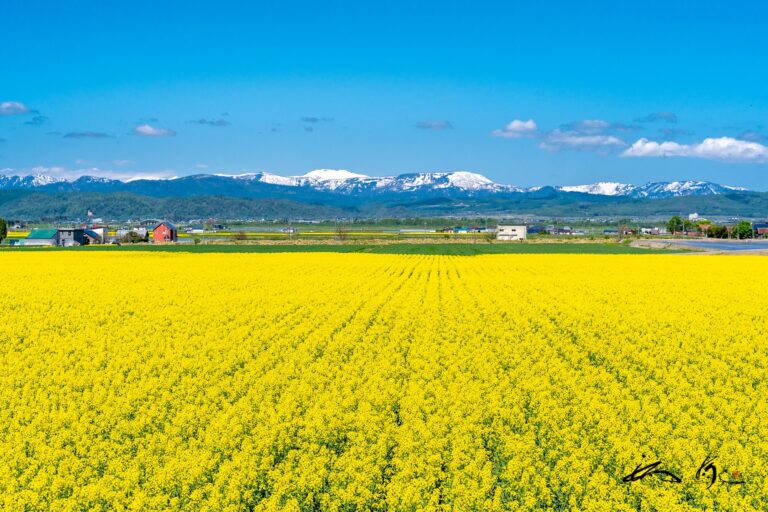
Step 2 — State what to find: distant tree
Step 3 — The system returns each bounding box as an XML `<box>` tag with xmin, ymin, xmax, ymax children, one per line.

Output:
<box><xmin>694</xmin><ymin>219</ymin><xmax>711</xmax><ymax>235</ymax></box>
<box><xmin>708</xmin><ymin>224</ymin><xmax>728</xmax><ymax>238</ymax></box>
<box><xmin>0</xmin><ymin>218</ymin><xmax>7</xmax><ymax>244</ymax></box>
<box><xmin>120</xmin><ymin>231</ymin><xmax>145</xmax><ymax>244</ymax></box>
<box><xmin>231</xmin><ymin>231</ymin><xmax>247</xmax><ymax>241</ymax></box>
<box><xmin>667</xmin><ymin>216</ymin><xmax>684</xmax><ymax>234</ymax></box>
<box><xmin>335</xmin><ymin>226</ymin><xmax>349</xmax><ymax>241</ymax></box>
<box><xmin>683</xmin><ymin>219</ymin><xmax>694</xmax><ymax>232</ymax></box>
<box><xmin>735</xmin><ymin>220</ymin><xmax>753</xmax><ymax>239</ymax></box>
<box><xmin>193</xmin><ymin>237</ymin><xmax>202</xmax><ymax>245</ymax></box>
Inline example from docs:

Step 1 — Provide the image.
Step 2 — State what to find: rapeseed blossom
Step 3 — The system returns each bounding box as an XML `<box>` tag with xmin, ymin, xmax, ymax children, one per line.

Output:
<box><xmin>0</xmin><ymin>252</ymin><xmax>765</xmax><ymax>511</ymax></box>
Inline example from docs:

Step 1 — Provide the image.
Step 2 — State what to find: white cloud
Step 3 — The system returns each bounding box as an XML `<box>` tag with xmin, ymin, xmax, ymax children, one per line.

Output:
<box><xmin>0</xmin><ymin>101</ymin><xmax>29</xmax><ymax>116</ymax></box>
<box><xmin>539</xmin><ymin>129</ymin><xmax>626</xmax><ymax>152</ymax></box>
<box><xmin>622</xmin><ymin>137</ymin><xmax>768</xmax><ymax>163</ymax></box>
<box><xmin>492</xmin><ymin>119</ymin><xmax>538</xmax><ymax>138</ymax></box>
<box><xmin>112</xmin><ymin>159</ymin><xmax>135</xmax><ymax>166</ymax></box>
<box><xmin>134</xmin><ymin>124</ymin><xmax>176</xmax><ymax>137</ymax></box>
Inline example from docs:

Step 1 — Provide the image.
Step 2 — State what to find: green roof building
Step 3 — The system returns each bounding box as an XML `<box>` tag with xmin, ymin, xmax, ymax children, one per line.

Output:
<box><xmin>22</xmin><ymin>229</ymin><xmax>59</xmax><ymax>246</ymax></box>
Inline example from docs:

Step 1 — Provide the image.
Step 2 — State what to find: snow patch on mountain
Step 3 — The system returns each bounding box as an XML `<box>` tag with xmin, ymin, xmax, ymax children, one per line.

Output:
<box><xmin>257</xmin><ymin>173</ymin><xmax>302</xmax><ymax>187</ymax></box>
<box><xmin>559</xmin><ymin>182</ymin><xmax>634</xmax><ymax>196</ymax></box>
<box><xmin>302</xmin><ymin>169</ymin><xmax>369</xmax><ymax>181</ymax></box>
<box><xmin>447</xmin><ymin>172</ymin><xmax>497</xmax><ymax>190</ymax></box>
<box><xmin>629</xmin><ymin>181</ymin><xmax>745</xmax><ymax>198</ymax></box>
<box><xmin>30</xmin><ymin>173</ymin><xmax>65</xmax><ymax>186</ymax></box>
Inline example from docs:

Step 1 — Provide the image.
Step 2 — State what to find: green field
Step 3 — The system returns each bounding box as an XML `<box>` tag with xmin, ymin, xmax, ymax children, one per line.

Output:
<box><xmin>0</xmin><ymin>242</ymin><xmax>683</xmax><ymax>255</ymax></box>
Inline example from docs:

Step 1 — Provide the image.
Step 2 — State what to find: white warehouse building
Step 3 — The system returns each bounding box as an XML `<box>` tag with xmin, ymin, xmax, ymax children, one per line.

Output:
<box><xmin>496</xmin><ymin>225</ymin><xmax>527</xmax><ymax>241</ymax></box>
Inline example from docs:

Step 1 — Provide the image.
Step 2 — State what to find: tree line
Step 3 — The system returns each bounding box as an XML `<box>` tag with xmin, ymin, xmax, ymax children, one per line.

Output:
<box><xmin>667</xmin><ymin>216</ymin><xmax>757</xmax><ymax>239</ymax></box>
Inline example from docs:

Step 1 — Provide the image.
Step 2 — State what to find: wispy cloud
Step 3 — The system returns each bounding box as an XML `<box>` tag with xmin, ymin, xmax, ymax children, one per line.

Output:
<box><xmin>561</xmin><ymin>119</ymin><xmax>640</xmax><ymax>134</ymax></box>
<box><xmin>302</xmin><ymin>116</ymin><xmax>333</xmax><ymax>123</ymax></box>
<box><xmin>635</xmin><ymin>112</ymin><xmax>678</xmax><ymax>124</ymax></box>
<box><xmin>539</xmin><ymin>129</ymin><xmax>626</xmax><ymax>152</ymax></box>
<box><xmin>25</xmin><ymin>115</ymin><xmax>49</xmax><ymax>126</ymax></box>
<box><xmin>561</xmin><ymin>119</ymin><xmax>609</xmax><ymax>133</ymax></box>
<box><xmin>491</xmin><ymin>119</ymin><xmax>538</xmax><ymax>138</ymax></box>
<box><xmin>415</xmin><ymin>120</ymin><xmax>453</xmax><ymax>130</ymax></box>
<box><xmin>657</xmin><ymin>127</ymin><xmax>692</xmax><ymax>139</ymax></box>
<box><xmin>113</xmin><ymin>159</ymin><xmax>135</xmax><ymax>166</ymax></box>
<box><xmin>186</xmin><ymin>118</ymin><xmax>230</xmax><ymax>127</ymax></box>
<box><xmin>63</xmin><ymin>131</ymin><xmax>111</xmax><ymax>139</ymax></box>
<box><xmin>737</xmin><ymin>130</ymin><xmax>767</xmax><ymax>142</ymax></box>
<box><xmin>622</xmin><ymin>137</ymin><xmax>768</xmax><ymax>163</ymax></box>
<box><xmin>134</xmin><ymin>124</ymin><xmax>176</xmax><ymax>137</ymax></box>
<box><xmin>0</xmin><ymin>101</ymin><xmax>29</xmax><ymax>116</ymax></box>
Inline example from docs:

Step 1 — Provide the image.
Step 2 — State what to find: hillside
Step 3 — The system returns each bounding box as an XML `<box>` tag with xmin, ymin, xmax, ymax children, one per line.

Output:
<box><xmin>1</xmin><ymin>189</ymin><xmax>767</xmax><ymax>221</ymax></box>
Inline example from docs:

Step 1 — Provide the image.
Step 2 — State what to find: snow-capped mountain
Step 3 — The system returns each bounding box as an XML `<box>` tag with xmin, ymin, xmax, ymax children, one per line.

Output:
<box><xmin>223</xmin><ymin>170</ymin><xmax>522</xmax><ymax>194</ymax></box>
<box><xmin>557</xmin><ymin>180</ymin><xmax>749</xmax><ymax>199</ymax></box>
<box><xmin>627</xmin><ymin>181</ymin><xmax>749</xmax><ymax>198</ymax></box>
<box><xmin>0</xmin><ymin>171</ymin><xmax>66</xmax><ymax>189</ymax></box>
<box><xmin>558</xmin><ymin>182</ymin><xmax>635</xmax><ymax>196</ymax></box>
<box><xmin>0</xmin><ymin>169</ymin><xmax>752</xmax><ymax>199</ymax></box>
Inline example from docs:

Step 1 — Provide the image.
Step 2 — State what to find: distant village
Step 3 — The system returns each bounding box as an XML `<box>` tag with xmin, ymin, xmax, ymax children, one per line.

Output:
<box><xmin>16</xmin><ymin>221</ymin><xmax>181</xmax><ymax>247</ymax></box>
<box><xmin>6</xmin><ymin>211</ymin><xmax>768</xmax><ymax>246</ymax></box>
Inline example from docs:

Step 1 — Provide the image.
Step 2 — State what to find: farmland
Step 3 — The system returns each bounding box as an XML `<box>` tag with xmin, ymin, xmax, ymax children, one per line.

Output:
<box><xmin>0</xmin><ymin>252</ymin><xmax>766</xmax><ymax>511</ymax></box>
<box><xmin>0</xmin><ymin>242</ymin><xmax>682</xmax><ymax>255</ymax></box>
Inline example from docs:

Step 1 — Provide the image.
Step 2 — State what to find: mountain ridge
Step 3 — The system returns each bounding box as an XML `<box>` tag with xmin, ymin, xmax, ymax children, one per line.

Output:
<box><xmin>0</xmin><ymin>169</ymin><xmax>750</xmax><ymax>200</ymax></box>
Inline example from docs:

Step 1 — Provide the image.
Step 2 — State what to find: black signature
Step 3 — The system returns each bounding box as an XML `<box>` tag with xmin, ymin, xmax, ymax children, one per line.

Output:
<box><xmin>622</xmin><ymin>455</ymin><xmax>745</xmax><ymax>488</ymax></box>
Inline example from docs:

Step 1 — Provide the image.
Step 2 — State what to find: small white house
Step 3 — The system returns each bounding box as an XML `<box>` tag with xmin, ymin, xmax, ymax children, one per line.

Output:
<box><xmin>496</xmin><ymin>225</ymin><xmax>527</xmax><ymax>241</ymax></box>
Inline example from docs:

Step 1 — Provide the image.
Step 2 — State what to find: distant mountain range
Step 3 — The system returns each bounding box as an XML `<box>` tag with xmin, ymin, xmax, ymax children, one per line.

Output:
<box><xmin>0</xmin><ymin>169</ymin><xmax>751</xmax><ymax>199</ymax></box>
<box><xmin>0</xmin><ymin>169</ymin><xmax>763</xmax><ymax>220</ymax></box>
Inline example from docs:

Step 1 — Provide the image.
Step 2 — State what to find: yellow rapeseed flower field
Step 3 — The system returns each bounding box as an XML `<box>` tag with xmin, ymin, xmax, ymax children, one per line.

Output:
<box><xmin>0</xmin><ymin>252</ymin><xmax>766</xmax><ymax>511</ymax></box>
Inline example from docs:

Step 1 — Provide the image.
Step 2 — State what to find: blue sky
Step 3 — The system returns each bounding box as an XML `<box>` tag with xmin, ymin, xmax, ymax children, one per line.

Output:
<box><xmin>2</xmin><ymin>0</ymin><xmax>768</xmax><ymax>188</ymax></box>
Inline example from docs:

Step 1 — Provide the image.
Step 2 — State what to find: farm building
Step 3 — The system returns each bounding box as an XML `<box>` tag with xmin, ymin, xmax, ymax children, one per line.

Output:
<box><xmin>22</xmin><ymin>228</ymin><xmax>88</xmax><ymax>246</ymax></box>
<box><xmin>84</xmin><ymin>229</ymin><xmax>106</xmax><ymax>245</ymax></box>
<box><xmin>754</xmin><ymin>222</ymin><xmax>768</xmax><ymax>237</ymax></box>
<box><xmin>22</xmin><ymin>229</ymin><xmax>59</xmax><ymax>246</ymax></box>
<box><xmin>152</xmin><ymin>222</ymin><xmax>178</xmax><ymax>243</ymax></box>
<box><xmin>58</xmin><ymin>228</ymin><xmax>86</xmax><ymax>247</ymax></box>
<box><xmin>87</xmin><ymin>226</ymin><xmax>109</xmax><ymax>244</ymax></box>
<box><xmin>496</xmin><ymin>225</ymin><xmax>527</xmax><ymax>241</ymax></box>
